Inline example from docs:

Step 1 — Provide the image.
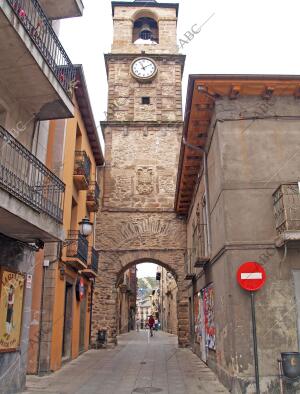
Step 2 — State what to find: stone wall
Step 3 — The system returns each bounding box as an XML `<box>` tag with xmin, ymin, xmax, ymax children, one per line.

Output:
<box><xmin>94</xmin><ymin>212</ymin><xmax>188</xmax><ymax>346</ymax></box>
<box><xmin>111</xmin><ymin>5</ymin><xmax>178</xmax><ymax>54</ymax></box>
<box><xmin>105</xmin><ymin>55</ymin><xmax>184</xmax><ymax>122</ymax></box>
<box><xmin>94</xmin><ymin>2</ymin><xmax>188</xmax><ymax>347</ymax></box>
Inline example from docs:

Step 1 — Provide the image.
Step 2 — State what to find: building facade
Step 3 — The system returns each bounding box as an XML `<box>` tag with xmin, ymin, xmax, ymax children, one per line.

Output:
<box><xmin>116</xmin><ymin>266</ymin><xmax>137</xmax><ymax>334</ymax></box>
<box><xmin>0</xmin><ymin>0</ymin><xmax>82</xmax><ymax>392</ymax></box>
<box><xmin>93</xmin><ymin>0</ymin><xmax>189</xmax><ymax>347</ymax></box>
<box><xmin>27</xmin><ymin>65</ymin><xmax>104</xmax><ymax>374</ymax></box>
<box><xmin>156</xmin><ymin>266</ymin><xmax>178</xmax><ymax>335</ymax></box>
<box><xmin>176</xmin><ymin>75</ymin><xmax>300</xmax><ymax>393</ymax></box>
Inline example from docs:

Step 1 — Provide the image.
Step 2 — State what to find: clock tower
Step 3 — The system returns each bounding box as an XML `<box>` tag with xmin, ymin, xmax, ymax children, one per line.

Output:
<box><xmin>94</xmin><ymin>0</ymin><xmax>188</xmax><ymax>347</ymax></box>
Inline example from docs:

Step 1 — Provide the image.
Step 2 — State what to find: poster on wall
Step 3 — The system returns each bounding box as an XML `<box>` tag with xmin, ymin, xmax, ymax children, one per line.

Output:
<box><xmin>202</xmin><ymin>284</ymin><xmax>216</xmax><ymax>351</ymax></box>
<box><xmin>0</xmin><ymin>269</ymin><xmax>25</xmax><ymax>352</ymax></box>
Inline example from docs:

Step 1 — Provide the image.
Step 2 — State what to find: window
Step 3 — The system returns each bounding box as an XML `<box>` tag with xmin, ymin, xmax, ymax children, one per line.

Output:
<box><xmin>142</xmin><ymin>97</ymin><xmax>150</xmax><ymax>105</ymax></box>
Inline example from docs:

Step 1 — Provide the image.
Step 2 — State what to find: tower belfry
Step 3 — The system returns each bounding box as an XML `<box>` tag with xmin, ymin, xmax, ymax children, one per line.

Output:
<box><xmin>94</xmin><ymin>0</ymin><xmax>188</xmax><ymax>347</ymax></box>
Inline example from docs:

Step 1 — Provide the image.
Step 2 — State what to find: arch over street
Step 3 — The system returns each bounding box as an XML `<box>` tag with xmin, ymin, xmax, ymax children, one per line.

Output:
<box><xmin>93</xmin><ymin>212</ymin><xmax>189</xmax><ymax>347</ymax></box>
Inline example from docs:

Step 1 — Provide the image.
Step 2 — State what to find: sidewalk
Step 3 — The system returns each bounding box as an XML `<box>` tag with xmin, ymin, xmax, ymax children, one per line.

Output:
<box><xmin>23</xmin><ymin>331</ymin><xmax>229</xmax><ymax>394</ymax></box>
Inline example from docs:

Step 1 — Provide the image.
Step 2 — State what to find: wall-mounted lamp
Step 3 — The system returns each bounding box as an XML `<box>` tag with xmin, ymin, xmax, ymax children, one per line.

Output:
<box><xmin>59</xmin><ymin>265</ymin><xmax>65</xmax><ymax>280</ymax></box>
<box><xmin>79</xmin><ymin>217</ymin><xmax>93</xmax><ymax>237</ymax></box>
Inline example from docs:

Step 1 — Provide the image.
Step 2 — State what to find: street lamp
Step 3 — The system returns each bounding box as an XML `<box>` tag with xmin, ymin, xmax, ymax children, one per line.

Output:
<box><xmin>78</xmin><ymin>216</ymin><xmax>93</xmax><ymax>237</ymax></box>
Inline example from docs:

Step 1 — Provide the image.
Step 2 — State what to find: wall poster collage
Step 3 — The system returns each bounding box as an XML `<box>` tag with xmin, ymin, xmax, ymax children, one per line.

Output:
<box><xmin>0</xmin><ymin>269</ymin><xmax>25</xmax><ymax>352</ymax></box>
<box><xmin>194</xmin><ymin>284</ymin><xmax>216</xmax><ymax>361</ymax></box>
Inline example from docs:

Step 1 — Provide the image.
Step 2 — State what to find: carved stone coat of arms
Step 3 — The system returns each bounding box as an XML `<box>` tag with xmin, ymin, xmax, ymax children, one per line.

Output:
<box><xmin>136</xmin><ymin>167</ymin><xmax>154</xmax><ymax>195</ymax></box>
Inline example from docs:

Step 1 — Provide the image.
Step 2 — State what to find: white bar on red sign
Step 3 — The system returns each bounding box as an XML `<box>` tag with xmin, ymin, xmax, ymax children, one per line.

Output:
<box><xmin>241</xmin><ymin>273</ymin><xmax>262</xmax><ymax>280</ymax></box>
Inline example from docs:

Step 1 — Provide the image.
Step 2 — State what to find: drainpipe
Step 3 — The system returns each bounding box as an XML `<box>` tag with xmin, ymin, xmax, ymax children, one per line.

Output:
<box><xmin>203</xmin><ymin>152</ymin><xmax>212</xmax><ymax>256</ymax></box>
<box><xmin>37</xmin><ymin>264</ymin><xmax>46</xmax><ymax>375</ymax></box>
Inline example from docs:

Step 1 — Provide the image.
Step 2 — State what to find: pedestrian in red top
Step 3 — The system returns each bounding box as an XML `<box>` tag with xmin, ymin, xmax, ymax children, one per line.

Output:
<box><xmin>148</xmin><ymin>315</ymin><xmax>155</xmax><ymax>337</ymax></box>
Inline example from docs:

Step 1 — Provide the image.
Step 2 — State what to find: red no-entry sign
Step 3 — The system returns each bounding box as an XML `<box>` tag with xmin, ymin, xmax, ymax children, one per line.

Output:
<box><xmin>237</xmin><ymin>262</ymin><xmax>266</xmax><ymax>292</ymax></box>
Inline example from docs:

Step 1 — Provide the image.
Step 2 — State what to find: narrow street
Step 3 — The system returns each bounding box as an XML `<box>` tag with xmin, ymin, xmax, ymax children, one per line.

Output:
<box><xmin>23</xmin><ymin>331</ymin><xmax>228</xmax><ymax>394</ymax></box>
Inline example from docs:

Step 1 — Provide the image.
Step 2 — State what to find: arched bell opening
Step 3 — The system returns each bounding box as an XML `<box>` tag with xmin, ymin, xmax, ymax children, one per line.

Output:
<box><xmin>133</xmin><ymin>17</ymin><xmax>159</xmax><ymax>45</ymax></box>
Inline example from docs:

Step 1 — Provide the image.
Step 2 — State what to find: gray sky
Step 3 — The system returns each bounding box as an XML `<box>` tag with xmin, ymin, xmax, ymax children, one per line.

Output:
<box><xmin>137</xmin><ymin>263</ymin><xmax>158</xmax><ymax>278</ymax></box>
<box><xmin>59</xmin><ymin>0</ymin><xmax>300</xmax><ymax>129</ymax></box>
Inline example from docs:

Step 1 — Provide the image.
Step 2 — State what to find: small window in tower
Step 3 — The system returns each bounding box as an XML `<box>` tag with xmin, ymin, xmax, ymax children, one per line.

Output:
<box><xmin>142</xmin><ymin>97</ymin><xmax>150</xmax><ymax>105</ymax></box>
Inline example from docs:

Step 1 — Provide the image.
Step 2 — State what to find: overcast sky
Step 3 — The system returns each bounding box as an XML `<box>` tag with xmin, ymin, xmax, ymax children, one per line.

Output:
<box><xmin>137</xmin><ymin>263</ymin><xmax>158</xmax><ymax>278</ymax></box>
<box><xmin>59</xmin><ymin>0</ymin><xmax>300</xmax><ymax>129</ymax></box>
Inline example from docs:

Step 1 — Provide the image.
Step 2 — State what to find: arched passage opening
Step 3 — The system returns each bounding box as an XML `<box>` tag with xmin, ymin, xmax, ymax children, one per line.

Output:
<box><xmin>92</xmin><ymin>249</ymin><xmax>189</xmax><ymax>348</ymax></box>
<box><xmin>115</xmin><ymin>259</ymin><xmax>178</xmax><ymax>337</ymax></box>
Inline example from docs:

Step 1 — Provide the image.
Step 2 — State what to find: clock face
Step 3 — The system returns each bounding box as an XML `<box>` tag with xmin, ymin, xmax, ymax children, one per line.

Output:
<box><xmin>131</xmin><ymin>58</ymin><xmax>157</xmax><ymax>80</ymax></box>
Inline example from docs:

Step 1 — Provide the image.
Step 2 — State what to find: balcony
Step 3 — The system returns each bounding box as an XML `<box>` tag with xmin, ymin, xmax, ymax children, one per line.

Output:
<box><xmin>184</xmin><ymin>250</ymin><xmax>195</xmax><ymax>281</ymax></box>
<box><xmin>0</xmin><ymin>124</ymin><xmax>65</xmax><ymax>242</ymax></box>
<box><xmin>273</xmin><ymin>183</ymin><xmax>300</xmax><ymax>246</ymax></box>
<box><xmin>0</xmin><ymin>0</ymin><xmax>75</xmax><ymax>120</ymax></box>
<box><xmin>86</xmin><ymin>181</ymin><xmax>100</xmax><ymax>212</ymax></box>
<box><xmin>192</xmin><ymin>224</ymin><xmax>210</xmax><ymax>268</ymax></box>
<box><xmin>65</xmin><ymin>230</ymin><xmax>88</xmax><ymax>270</ymax></box>
<box><xmin>39</xmin><ymin>0</ymin><xmax>84</xmax><ymax>20</ymax></box>
<box><xmin>73</xmin><ymin>151</ymin><xmax>91</xmax><ymax>190</ymax></box>
<box><xmin>82</xmin><ymin>247</ymin><xmax>99</xmax><ymax>278</ymax></box>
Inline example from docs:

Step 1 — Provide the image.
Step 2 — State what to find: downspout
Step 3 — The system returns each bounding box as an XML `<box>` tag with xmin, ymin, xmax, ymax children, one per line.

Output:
<box><xmin>203</xmin><ymin>152</ymin><xmax>212</xmax><ymax>255</ymax></box>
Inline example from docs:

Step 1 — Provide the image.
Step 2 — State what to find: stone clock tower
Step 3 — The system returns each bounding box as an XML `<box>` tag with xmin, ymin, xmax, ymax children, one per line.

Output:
<box><xmin>94</xmin><ymin>0</ymin><xmax>188</xmax><ymax>347</ymax></box>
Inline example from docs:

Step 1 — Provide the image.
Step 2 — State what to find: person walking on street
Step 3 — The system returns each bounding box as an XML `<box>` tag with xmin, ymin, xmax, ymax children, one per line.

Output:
<box><xmin>148</xmin><ymin>315</ymin><xmax>155</xmax><ymax>337</ymax></box>
<box><xmin>136</xmin><ymin>315</ymin><xmax>140</xmax><ymax>332</ymax></box>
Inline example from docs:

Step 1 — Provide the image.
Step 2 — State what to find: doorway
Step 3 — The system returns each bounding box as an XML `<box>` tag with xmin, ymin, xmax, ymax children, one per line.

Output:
<box><xmin>62</xmin><ymin>282</ymin><xmax>73</xmax><ymax>361</ymax></box>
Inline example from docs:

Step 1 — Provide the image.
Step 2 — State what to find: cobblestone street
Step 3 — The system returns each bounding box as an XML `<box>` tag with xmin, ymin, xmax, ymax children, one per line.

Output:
<box><xmin>23</xmin><ymin>331</ymin><xmax>228</xmax><ymax>394</ymax></box>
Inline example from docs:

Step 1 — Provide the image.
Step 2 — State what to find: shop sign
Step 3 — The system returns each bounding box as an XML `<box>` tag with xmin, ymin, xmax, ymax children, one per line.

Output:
<box><xmin>0</xmin><ymin>269</ymin><xmax>25</xmax><ymax>352</ymax></box>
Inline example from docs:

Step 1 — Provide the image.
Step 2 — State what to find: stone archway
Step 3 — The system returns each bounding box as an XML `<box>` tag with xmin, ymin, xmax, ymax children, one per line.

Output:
<box><xmin>92</xmin><ymin>212</ymin><xmax>189</xmax><ymax>347</ymax></box>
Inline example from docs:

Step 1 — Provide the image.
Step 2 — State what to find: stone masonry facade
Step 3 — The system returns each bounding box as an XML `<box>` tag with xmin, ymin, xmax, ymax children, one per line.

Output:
<box><xmin>93</xmin><ymin>2</ymin><xmax>189</xmax><ymax>347</ymax></box>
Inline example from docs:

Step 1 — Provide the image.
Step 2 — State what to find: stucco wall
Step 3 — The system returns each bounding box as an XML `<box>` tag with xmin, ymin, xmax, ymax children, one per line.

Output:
<box><xmin>187</xmin><ymin>95</ymin><xmax>300</xmax><ymax>393</ymax></box>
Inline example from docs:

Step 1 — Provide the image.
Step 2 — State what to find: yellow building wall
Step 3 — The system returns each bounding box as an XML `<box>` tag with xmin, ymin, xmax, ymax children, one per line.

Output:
<box><xmin>48</xmin><ymin>94</ymin><xmax>98</xmax><ymax>371</ymax></box>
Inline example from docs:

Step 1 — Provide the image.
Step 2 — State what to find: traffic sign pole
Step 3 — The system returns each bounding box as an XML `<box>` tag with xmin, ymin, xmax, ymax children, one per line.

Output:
<box><xmin>237</xmin><ymin>262</ymin><xmax>266</xmax><ymax>394</ymax></box>
<box><xmin>250</xmin><ymin>291</ymin><xmax>260</xmax><ymax>394</ymax></box>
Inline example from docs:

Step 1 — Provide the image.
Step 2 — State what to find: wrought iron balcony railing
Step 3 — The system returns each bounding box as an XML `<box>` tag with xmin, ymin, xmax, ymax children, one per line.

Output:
<box><xmin>66</xmin><ymin>231</ymin><xmax>88</xmax><ymax>263</ymax></box>
<box><xmin>7</xmin><ymin>0</ymin><xmax>75</xmax><ymax>96</ymax></box>
<box><xmin>0</xmin><ymin>125</ymin><xmax>65</xmax><ymax>222</ymax></box>
<box><xmin>192</xmin><ymin>224</ymin><xmax>210</xmax><ymax>267</ymax></box>
<box><xmin>74</xmin><ymin>151</ymin><xmax>91</xmax><ymax>188</ymax></box>
<box><xmin>86</xmin><ymin>181</ymin><xmax>100</xmax><ymax>212</ymax></box>
<box><xmin>90</xmin><ymin>247</ymin><xmax>99</xmax><ymax>274</ymax></box>
<box><xmin>273</xmin><ymin>183</ymin><xmax>300</xmax><ymax>234</ymax></box>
